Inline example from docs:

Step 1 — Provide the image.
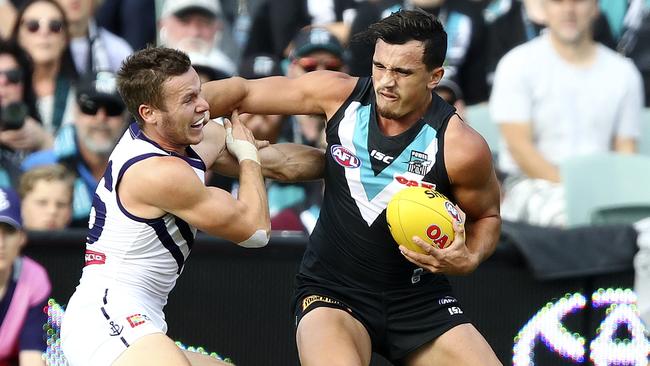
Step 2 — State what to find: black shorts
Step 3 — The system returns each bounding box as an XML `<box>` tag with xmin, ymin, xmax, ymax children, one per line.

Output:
<box><xmin>292</xmin><ymin>273</ymin><xmax>471</xmax><ymax>363</ymax></box>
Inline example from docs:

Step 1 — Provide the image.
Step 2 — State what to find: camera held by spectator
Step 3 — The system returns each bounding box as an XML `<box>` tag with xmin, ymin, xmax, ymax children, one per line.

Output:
<box><xmin>0</xmin><ymin>101</ymin><xmax>28</xmax><ymax>131</ymax></box>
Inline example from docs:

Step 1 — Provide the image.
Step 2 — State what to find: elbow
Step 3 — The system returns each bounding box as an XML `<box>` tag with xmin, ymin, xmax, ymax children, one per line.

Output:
<box><xmin>238</xmin><ymin>208</ymin><xmax>271</xmax><ymax>248</ymax></box>
<box><xmin>237</xmin><ymin>228</ymin><xmax>271</xmax><ymax>248</ymax></box>
<box><xmin>237</xmin><ymin>209</ymin><xmax>271</xmax><ymax>248</ymax></box>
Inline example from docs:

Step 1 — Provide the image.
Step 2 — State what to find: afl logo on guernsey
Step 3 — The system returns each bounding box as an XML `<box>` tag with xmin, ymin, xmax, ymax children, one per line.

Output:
<box><xmin>445</xmin><ymin>201</ymin><xmax>462</xmax><ymax>222</ymax></box>
<box><xmin>331</xmin><ymin>144</ymin><xmax>361</xmax><ymax>168</ymax></box>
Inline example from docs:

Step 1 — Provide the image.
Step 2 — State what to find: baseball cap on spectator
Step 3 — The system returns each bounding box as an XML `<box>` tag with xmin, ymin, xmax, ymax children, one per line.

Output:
<box><xmin>161</xmin><ymin>0</ymin><xmax>222</xmax><ymax>19</ymax></box>
<box><xmin>76</xmin><ymin>71</ymin><xmax>126</xmax><ymax>117</ymax></box>
<box><xmin>188</xmin><ymin>51</ymin><xmax>232</xmax><ymax>81</ymax></box>
<box><xmin>434</xmin><ymin>75</ymin><xmax>464</xmax><ymax>105</ymax></box>
<box><xmin>0</xmin><ymin>187</ymin><xmax>22</xmax><ymax>229</ymax></box>
<box><xmin>239</xmin><ymin>54</ymin><xmax>283</xmax><ymax>79</ymax></box>
<box><xmin>289</xmin><ymin>28</ymin><xmax>344</xmax><ymax>60</ymax></box>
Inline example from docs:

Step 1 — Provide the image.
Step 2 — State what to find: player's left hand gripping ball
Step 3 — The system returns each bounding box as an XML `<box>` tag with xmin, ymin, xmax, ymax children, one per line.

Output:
<box><xmin>386</xmin><ymin>187</ymin><xmax>462</xmax><ymax>254</ymax></box>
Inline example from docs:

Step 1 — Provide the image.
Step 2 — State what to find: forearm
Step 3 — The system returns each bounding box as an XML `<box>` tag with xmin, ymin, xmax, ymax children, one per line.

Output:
<box><xmin>509</xmin><ymin>143</ymin><xmax>560</xmax><ymax>182</ymax></box>
<box><xmin>203</xmin><ymin>77</ymin><xmax>248</xmax><ymax>118</ymax></box>
<box><xmin>260</xmin><ymin>143</ymin><xmax>325</xmax><ymax>182</ymax></box>
<box><xmin>237</xmin><ymin>161</ymin><xmax>271</xmax><ymax>233</ymax></box>
<box><xmin>465</xmin><ymin>214</ymin><xmax>501</xmax><ymax>267</ymax></box>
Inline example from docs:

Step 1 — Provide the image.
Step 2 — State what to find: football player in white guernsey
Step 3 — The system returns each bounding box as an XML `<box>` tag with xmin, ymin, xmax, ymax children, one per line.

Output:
<box><xmin>60</xmin><ymin>47</ymin><xmax>325</xmax><ymax>366</ymax></box>
<box><xmin>201</xmin><ymin>9</ymin><xmax>503</xmax><ymax>366</ymax></box>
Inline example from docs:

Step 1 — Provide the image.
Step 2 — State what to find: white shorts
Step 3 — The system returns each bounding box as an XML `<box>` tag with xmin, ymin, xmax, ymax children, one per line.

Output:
<box><xmin>61</xmin><ymin>286</ymin><xmax>167</xmax><ymax>366</ymax></box>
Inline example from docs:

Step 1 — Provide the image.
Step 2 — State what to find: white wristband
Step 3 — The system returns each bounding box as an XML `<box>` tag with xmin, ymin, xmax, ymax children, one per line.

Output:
<box><xmin>226</xmin><ymin>127</ymin><xmax>259</xmax><ymax>164</ymax></box>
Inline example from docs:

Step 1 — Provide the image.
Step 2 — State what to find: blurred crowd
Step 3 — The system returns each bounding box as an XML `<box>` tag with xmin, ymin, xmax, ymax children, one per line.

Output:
<box><xmin>0</xmin><ymin>0</ymin><xmax>645</xmax><ymax>234</ymax></box>
<box><xmin>0</xmin><ymin>0</ymin><xmax>649</xmax><ymax>363</ymax></box>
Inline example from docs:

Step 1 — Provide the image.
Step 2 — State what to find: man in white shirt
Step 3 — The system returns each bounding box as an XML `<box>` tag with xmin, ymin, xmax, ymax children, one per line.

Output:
<box><xmin>490</xmin><ymin>0</ymin><xmax>644</xmax><ymax>227</ymax></box>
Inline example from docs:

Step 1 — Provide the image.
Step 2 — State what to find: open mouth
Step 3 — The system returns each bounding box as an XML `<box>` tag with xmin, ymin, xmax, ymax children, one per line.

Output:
<box><xmin>190</xmin><ymin>112</ymin><xmax>209</xmax><ymax>128</ymax></box>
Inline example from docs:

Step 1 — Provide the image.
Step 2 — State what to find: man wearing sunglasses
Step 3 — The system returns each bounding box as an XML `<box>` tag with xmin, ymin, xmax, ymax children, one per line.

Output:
<box><xmin>285</xmin><ymin>27</ymin><xmax>346</xmax><ymax>148</ymax></box>
<box><xmin>287</xmin><ymin>27</ymin><xmax>346</xmax><ymax>76</ymax></box>
<box><xmin>22</xmin><ymin>71</ymin><xmax>128</xmax><ymax>227</ymax></box>
<box><xmin>242</xmin><ymin>28</ymin><xmax>348</xmax><ymax>233</ymax></box>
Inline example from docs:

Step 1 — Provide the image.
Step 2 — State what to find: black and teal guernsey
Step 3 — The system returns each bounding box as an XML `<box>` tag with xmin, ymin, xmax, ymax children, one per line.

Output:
<box><xmin>300</xmin><ymin>77</ymin><xmax>458</xmax><ymax>290</ymax></box>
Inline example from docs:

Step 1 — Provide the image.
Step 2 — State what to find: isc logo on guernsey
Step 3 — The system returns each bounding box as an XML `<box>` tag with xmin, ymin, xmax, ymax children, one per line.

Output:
<box><xmin>331</xmin><ymin>144</ymin><xmax>361</xmax><ymax>168</ymax></box>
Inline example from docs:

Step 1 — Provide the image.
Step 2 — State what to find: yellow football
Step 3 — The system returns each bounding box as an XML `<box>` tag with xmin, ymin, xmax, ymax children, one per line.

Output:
<box><xmin>386</xmin><ymin>187</ymin><xmax>460</xmax><ymax>253</ymax></box>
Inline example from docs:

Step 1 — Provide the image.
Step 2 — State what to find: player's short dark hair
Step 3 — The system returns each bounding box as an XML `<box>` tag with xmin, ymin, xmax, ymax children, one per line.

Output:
<box><xmin>351</xmin><ymin>9</ymin><xmax>447</xmax><ymax>71</ymax></box>
<box><xmin>117</xmin><ymin>47</ymin><xmax>191</xmax><ymax>126</ymax></box>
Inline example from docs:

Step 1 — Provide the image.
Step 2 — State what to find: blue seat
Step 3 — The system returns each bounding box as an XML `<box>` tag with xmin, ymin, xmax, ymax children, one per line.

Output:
<box><xmin>639</xmin><ymin>108</ymin><xmax>650</xmax><ymax>156</ymax></box>
<box><xmin>464</xmin><ymin>103</ymin><xmax>501</xmax><ymax>155</ymax></box>
<box><xmin>560</xmin><ymin>152</ymin><xmax>650</xmax><ymax>227</ymax></box>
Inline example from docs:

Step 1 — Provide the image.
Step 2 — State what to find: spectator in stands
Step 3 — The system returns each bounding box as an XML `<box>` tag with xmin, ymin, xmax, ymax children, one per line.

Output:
<box><xmin>434</xmin><ymin>75</ymin><xmax>466</xmax><ymax>119</ymax></box>
<box><xmin>286</xmin><ymin>27</ymin><xmax>345</xmax><ymax>148</ymax></box>
<box><xmin>158</xmin><ymin>0</ymin><xmax>236</xmax><ymax>76</ymax></box>
<box><xmin>55</xmin><ymin>0</ymin><xmax>133</xmax><ymax>75</ymax></box>
<box><xmin>0</xmin><ymin>187</ymin><xmax>51</xmax><ymax>366</ymax></box>
<box><xmin>485</xmin><ymin>0</ymin><xmax>617</xmax><ymax>85</ymax></box>
<box><xmin>18</xmin><ymin>164</ymin><xmax>73</xmax><ymax>230</ymax></box>
<box><xmin>22</xmin><ymin>71</ymin><xmax>127</xmax><ymax>227</ymax></box>
<box><xmin>95</xmin><ymin>0</ymin><xmax>157</xmax><ymax>51</ymax></box>
<box><xmin>10</xmin><ymin>0</ymin><xmax>78</xmax><ymax>135</ymax></box>
<box><xmin>490</xmin><ymin>0</ymin><xmax>644</xmax><ymax>227</ymax></box>
<box><xmin>0</xmin><ymin>40</ymin><xmax>53</xmax><ymax>189</ymax></box>
<box><xmin>242</xmin><ymin>0</ymin><xmax>357</xmax><ymax>61</ymax></box>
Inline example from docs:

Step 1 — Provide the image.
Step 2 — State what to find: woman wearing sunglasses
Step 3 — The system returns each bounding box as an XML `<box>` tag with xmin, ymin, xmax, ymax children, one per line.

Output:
<box><xmin>10</xmin><ymin>0</ymin><xmax>78</xmax><ymax>137</ymax></box>
<box><xmin>0</xmin><ymin>40</ymin><xmax>54</xmax><ymax>190</ymax></box>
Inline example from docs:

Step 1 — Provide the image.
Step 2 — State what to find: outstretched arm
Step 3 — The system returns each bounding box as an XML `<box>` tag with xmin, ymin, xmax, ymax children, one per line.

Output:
<box><xmin>215</xmin><ymin>143</ymin><xmax>326</xmax><ymax>182</ymax></box>
<box><xmin>400</xmin><ymin>115</ymin><xmax>501</xmax><ymax>275</ymax></box>
<box><xmin>201</xmin><ymin>71</ymin><xmax>357</xmax><ymax>121</ymax></box>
